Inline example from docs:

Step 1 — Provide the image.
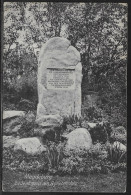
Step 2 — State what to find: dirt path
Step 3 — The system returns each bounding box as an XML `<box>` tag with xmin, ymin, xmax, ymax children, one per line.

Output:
<box><xmin>2</xmin><ymin>169</ymin><xmax>126</xmax><ymax>192</ymax></box>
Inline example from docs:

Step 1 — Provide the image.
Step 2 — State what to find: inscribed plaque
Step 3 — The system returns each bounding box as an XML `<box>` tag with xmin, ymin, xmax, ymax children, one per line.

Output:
<box><xmin>47</xmin><ymin>68</ymin><xmax>75</xmax><ymax>90</ymax></box>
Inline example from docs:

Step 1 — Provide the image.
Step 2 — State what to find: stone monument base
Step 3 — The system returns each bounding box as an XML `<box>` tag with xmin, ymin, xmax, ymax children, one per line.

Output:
<box><xmin>36</xmin><ymin>114</ymin><xmax>62</xmax><ymax>127</ymax></box>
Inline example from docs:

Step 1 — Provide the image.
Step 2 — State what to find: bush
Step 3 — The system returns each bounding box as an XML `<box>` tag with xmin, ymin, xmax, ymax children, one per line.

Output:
<box><xmin>90</xmin><ymin>122</ymin><xmax>112</xmax><ymax>144</ymax></box>
<box><xmin>3</xmin><ymin>73</ymin><xmax>38</xmax><ymax>111</ymax></box>
<box><xmin>101</xmin><ymin>104</ymin><xmax>127</xmax><ymax>128</ymax></box>
<box><xmin>82</xmin><ymin>106</ymin><xmax>103</xmax><ymax>122</ymax></box>
<box><xmin>13</xmin><ymin>73</ymin><xmax>37</xmax><ymax>104</ymax></box>
<box><xmin>17</xmin><ymin>112</ymin><xmax>37</xmax><ymax>138</ymax></box>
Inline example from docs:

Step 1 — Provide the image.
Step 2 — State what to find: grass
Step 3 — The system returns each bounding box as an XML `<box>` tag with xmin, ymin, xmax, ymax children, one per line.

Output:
<box><xmin>2</xmin><ymin>169</ymin><xmax>126</xmax><ymax>192</ymax></box>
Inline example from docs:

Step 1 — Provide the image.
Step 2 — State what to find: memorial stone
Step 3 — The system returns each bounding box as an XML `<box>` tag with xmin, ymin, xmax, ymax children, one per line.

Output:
<box><xmin>36</xmin><ymin>37</ymin><xmax>82</xmax><ymax>126</ymax></box>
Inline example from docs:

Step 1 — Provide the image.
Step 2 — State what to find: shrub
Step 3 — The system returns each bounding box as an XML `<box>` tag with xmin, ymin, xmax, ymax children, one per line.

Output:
<box><xmin>3</xmin><ymin>72</ymin><xmax>38</xmax><ymax>111</ymax></box>
<box><xmin>13</xmin><ymin>73</ymin><xmax>37</xmax><ymax>104</ymax></box>
<box><xmin>18</xmin><ymin>98</ymin><xmax>36</xmax><ymax>111</ymax></box>
<box><xmin>102</xmin><ymin>105</ymin><xmax>127</xmax><ymax>128</ymax></box>
<box><xmin>90</xmin><ymin>122</ymin><xmax>112</xmax><ymax>144</ymax></box>
<box><xmin>82</xmin><ymin>106</ymin><xmax>103</xmax><ymax>122</ymax></box>
<box><xmin>17</xmin><ymin>112</ymin><xmax>37</xmax><ymax>138</ymax></box>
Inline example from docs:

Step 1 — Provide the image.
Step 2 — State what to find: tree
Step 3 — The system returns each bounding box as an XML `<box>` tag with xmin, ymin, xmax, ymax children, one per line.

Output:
<box><xmin>64</xmin><ymin>3</ymin><xmax>127</xmax><ymax>125</ymax></box>
<box><xmin>46</xmin><ymin>2</ymin><xmax>67</xmax><ymax>37</ymax></box>
<box><xmin>3</xmin><ymin>2</ymin><xmax>127</xmax><ymax>126</ymax></box>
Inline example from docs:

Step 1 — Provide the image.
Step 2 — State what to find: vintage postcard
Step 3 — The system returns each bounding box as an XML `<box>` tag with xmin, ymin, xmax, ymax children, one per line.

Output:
<box><xmin>2</xmin><ymin>2</ymin><xmax>127</xmax><ymax>192</ymax></box>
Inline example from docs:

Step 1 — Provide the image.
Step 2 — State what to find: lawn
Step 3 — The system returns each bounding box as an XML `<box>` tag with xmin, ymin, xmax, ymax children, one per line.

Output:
<box><xmin>2</xmin><ymin>169</ymin><xmax>126</xmax><ymax>192</ymax></box>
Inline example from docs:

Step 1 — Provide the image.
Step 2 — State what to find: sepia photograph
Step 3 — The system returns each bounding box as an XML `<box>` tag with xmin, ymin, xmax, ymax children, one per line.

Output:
<box><xmin>2</xmin><ymin>2</ymin><xmax>127</xmax><ymax>192</ymax></box>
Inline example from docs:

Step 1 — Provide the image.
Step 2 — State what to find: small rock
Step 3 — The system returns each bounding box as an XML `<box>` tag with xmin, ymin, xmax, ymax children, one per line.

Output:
<box><xmin>112</xmin><ymin>141</ymin><xmax>126</xmax><ymax>152</ymax></box>
<box><xmin>34</xmin><ymin>127</ymin><xmax>53</xmax><ymax>136</ymax></box>
<box><xmin>3</xmin><ymin>111</ymin><xmax>25</xmax><ymax>120</ymax></box>
<box><xmin>19</xmin><ymin>99</ymin><xmax>33</xmax><ymax>105</ymax></box>
<box><xmin>34</xmin><ymin>128</ymin><xmax>46</xmax><ymax>136</ymax></box>
<box><xmin>110</xmin><ymin>126</ymin><xmax>127</xmax><ymax>144</ymax></box>
<box><xmin>36</xmin><ymin>114</ymin><xmax>62</xmax><ymax>127</ymax></box>
<box><xmin>81</xmin><ymin>121</ymin><xmax>89</xmax><ymax>129</ymax></box>
<box><xmin>3</xmin><ymin>118</ymin><xmax>21</xmax><ymax>135</ymax></box>
<box><xmin>14</xmin><ymin>137</ymin><xmax>46</xmax><ymax>155</ymax></box>
<box><xmin>61</xmin><ymin>132</ymin><xmax>69</xmax><ymax>139</ymax></box>
<box><xmin>87</xmin><ymin>121</ymin><xmax>106</xmax><ymax>129</ymax></box>
<box><xmin>87</xmin><ymin>123</ymin><xmax>97</xmax><ymax>128</ymax></box>
<box><xmin>115</xmin><ymin>126</ymin><xmax>126</xmax><ymax>134</ymax></box>
<box><xmin>26</xmin><ymin>112</ymin><xmax>35</xmax><ymax>122</ymax></box>
<box><xmin>12</xmin><ymin>124</ymin><xmax>22</xmax><ymax>133</ymax></box>
<box><xmin>3</xmin><ymin>136</ymin><xmax>20</xmax><ymax>148</ymax></box>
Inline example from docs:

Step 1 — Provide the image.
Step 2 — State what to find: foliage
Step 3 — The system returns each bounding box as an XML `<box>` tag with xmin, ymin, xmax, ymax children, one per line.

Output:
<box><xmin>61</xmin><ymin>114</ymin><xmax>83</xmax><ymax>131</ymax></box>
<box><xmin>3</xmin><ymin>102</ymin><xmax>17</xmax><ymax>111</ymax></box>
<box><xmin>3</xmin><ymin>139</ymin><xmax>126</xmax><ymax>175</ymax></box>
<box><xmin>82</xmin><ymin>106</ymin><xmax>103</xmax><ymax>122</ymax></box>
<box><xmin>106</xmin><ymin>143</ymin><xmax>126</xmax><ymax>164</ymax></box>
<box><xmin>100</xmin><ymin>103</ymin><xmax>127</xmax><ymax>128</ymax></box>
<box><xmin>3</xmin><ymin>3</ymin><xmax>127</xmax><ymax>124</ymax></box>
<box><xmin>46</xmin><ymin>2</ymin><xmax>67</xmax><ymax>37</ymax></box>
<box><xmin>110</xmin><ymin>126</ymin><xmax>126</xmax><ymax>144</ymax></box>
<box><xmin>58</xmin><ymin>152</ymin><xmax>109</xmax><ymax>176</ymax></box>
<box><xmin>17</xmin><ymin>112</ymin><xmax>37</xmax><ymax>138</ymax></box>
<box><xmin>89</xmin><ymin>143</ymin><xmax>108</xmax><ymax>160</ymax></box>
<box><xmin>89</xmin><ymin>122</ymin><xmax>112</xmax><ymax>144</ymax></box>
<box><xmin>58</xmin><ymin>155</ymin><xmax>85</xmax><ymax>175</ymax></box>
<box><xmin>110</xmin><ymin>162</ymin><xmax>126</xmax><ymax>173</ymax></box>
<box><xmin>3</xmin><ymin>51</ymin><xmax>38</xmax><ymax>110</ymax></box>
<box><xmin>110</xmin><ymin>131</ymin><xmax>126</xmax><ymax>145</ymax></box>
<box><xmin>3</xmin><ymin>146</ymin><xmax>48</xmax><ymax>172</ymax></box>
<box><xmin>44</xmin><ymin>141</ymin><xmax>65</xmax><ymax>174</ymax></box>
<box><xmin>67</xmin><ymin>3</ymin><xmax>127</xmax><ymax>125</ymax></box>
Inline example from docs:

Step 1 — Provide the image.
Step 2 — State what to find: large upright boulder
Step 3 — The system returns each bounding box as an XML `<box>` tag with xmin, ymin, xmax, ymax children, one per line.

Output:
<box><xmin>36</xmin><ymin>37</ymin><xmax>82</xmax><ymax>127</ymax></box>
